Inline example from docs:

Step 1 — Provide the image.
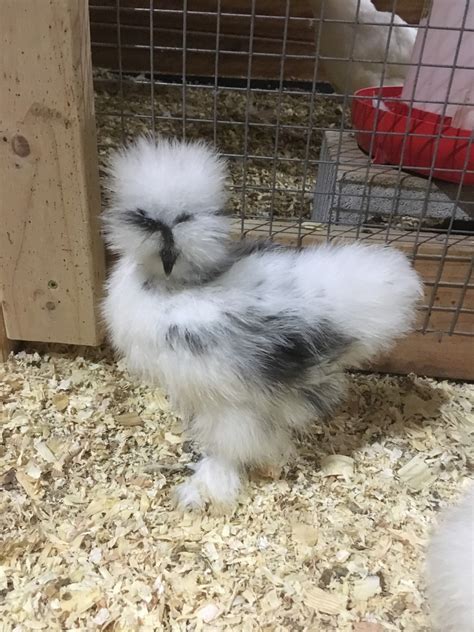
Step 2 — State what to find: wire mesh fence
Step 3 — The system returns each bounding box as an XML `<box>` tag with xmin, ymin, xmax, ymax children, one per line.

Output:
<box><xmin>89</xmin><ymin>0</ymin><xmax>473</xmax><ymax>339</ymax></box>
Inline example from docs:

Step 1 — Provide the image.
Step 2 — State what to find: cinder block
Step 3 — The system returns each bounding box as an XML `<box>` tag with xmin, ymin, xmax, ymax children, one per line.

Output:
<box><xmin>312</xmin><ymin>131</ymin><xmax>470</xmax><ymax>224</ymax></box>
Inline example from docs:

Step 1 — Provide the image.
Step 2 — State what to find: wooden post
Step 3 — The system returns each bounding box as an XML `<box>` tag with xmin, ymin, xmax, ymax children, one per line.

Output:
<box><xmin>0</xmin><ymin>0</ymin><xmax>105</xmax><ymax>346</ymax></box>
<box><xmin>0</xmin><ymin>310</ymin><xmax>14</xmax><ymax>362</ymax></box>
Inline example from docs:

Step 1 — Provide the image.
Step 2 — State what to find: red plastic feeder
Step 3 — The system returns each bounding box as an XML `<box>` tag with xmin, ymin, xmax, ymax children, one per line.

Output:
<box><xmin>352</xmin><ymin>86</ymin><xmax>474</xmax><ymax>185</ymax></box>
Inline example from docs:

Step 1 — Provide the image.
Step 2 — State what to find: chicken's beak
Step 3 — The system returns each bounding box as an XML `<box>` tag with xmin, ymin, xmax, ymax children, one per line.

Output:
<box><xmin>161</xmin><ymin>248</ymin><xmax>178</xmax><ymax>277</ymax></box>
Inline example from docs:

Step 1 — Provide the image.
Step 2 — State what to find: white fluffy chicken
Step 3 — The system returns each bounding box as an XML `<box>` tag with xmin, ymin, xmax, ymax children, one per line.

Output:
<box><xmin>311</xmin><ymin>0</ymin><xmax>417</xmax><ymax>93</ymax></box>
<box><xmin>102</xmin><ymin>137</ymin><xmax>422</xmax><ymax>509</ymax></box>
<box><xmin>425</xmin><ymin>486</ymin><xmax>474</xmax><ymax>632</ymax></box>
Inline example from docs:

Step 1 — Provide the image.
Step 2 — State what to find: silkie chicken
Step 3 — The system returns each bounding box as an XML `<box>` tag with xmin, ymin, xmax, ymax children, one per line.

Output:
<box><xmin>425</xmin><ymin>485</ymin><xmax>474</xmax><ymax>632</ymax></box>
<box><xmin>311</xmin><ymin>0</ymin><xmax>417</xmax><ymax>94</ymax></box>
<box><xmin>102</xmin><ymin>137</ymin><xmax>422</xmax><ymax>509</ymax></box>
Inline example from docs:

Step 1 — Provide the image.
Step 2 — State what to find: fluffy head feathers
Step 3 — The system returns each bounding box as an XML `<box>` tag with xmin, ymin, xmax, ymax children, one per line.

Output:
<box><xmin>103</xmin><ymin>137</ymin><xmax>231</xmax><ymax>280</ymax></box>
<box><xmin>106</xmin><ymin>136</ymin><xmax>228</xmax><ymax>216</ymax></box>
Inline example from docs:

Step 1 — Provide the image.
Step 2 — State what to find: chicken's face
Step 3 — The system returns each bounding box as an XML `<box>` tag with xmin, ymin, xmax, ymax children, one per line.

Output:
<box><xmin>105</xmin><ymin>203</ymin><xmax>231</xmax><ymax>282</ymax></box>
<box><xmin>103</xmin><ymin>136</ymin><xmax>231</xmax><ymax>283</ymax></box>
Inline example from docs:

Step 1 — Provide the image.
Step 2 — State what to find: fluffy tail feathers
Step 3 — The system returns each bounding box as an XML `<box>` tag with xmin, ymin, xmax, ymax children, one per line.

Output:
<box><xmin>300</xmin><ymin>243</ymin><xmax>423</xmax><ymax>364</ymax></box>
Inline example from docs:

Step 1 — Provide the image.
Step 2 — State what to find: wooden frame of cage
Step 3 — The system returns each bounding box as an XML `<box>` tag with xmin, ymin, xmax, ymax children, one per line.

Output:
<box><xmin>0</xmin><ymin>0</ymin><xmax>472</xmax><ymax>379</ymax></box>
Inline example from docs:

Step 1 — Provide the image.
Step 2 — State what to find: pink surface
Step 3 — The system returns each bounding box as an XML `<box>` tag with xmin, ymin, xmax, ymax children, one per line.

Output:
<box><xmin>401</xmin><ymin>0</ymin><xmax>474</xmax><ymax>130</ymax></box>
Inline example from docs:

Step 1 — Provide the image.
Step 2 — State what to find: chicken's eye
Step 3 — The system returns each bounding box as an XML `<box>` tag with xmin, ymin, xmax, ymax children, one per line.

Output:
<box><xmin>124</xmin><ymin>208</ymin><xmax>162</xmax><ymax>232</ymax></box>
<box><xmin>174</xmin><ymin>212</ymin><xmax>193</xmax><ymax>225</ymax></box>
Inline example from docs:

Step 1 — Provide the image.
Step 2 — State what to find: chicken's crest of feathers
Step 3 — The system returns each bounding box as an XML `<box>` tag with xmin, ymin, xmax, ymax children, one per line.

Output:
<box><xmin>106</xmin><ymin>136</ymin><xmax>228</xmax><ymax>216</ymax></box>
<box><xmin>102</xmin><ymin>136</ymin><xmax>232</xmax><ymax>281</ymax></box>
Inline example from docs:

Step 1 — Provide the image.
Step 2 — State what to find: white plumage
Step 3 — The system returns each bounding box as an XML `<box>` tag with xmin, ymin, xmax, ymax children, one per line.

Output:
<box><xmin>102</xmin><ymin>136</ymin><xmax>422</xmax><ymax>509</ymax></box>
<box><xmin>311</xmin><ymin>0</ymin><xmax>417</xmax><ymax>93</ymax></box>
<box><xmin>425</xmin><ymin>485</ymin><xmax>474</xmax><ymax>632</ymax></box>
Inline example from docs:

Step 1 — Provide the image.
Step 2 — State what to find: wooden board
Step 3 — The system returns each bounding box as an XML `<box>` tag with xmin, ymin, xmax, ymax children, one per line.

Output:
<box><xmin>375</xmin><ymin>331</ymin><xmax>473</xmax><ymax>381</ymax></box>
<box><xmin>0</xmin><ymin>310</ymin><xmax>14</xmax><ymax>362</ymax></box>
<box><xmin>89</xmin><ymin>0</ymin><xmax>425</xmax><ymax>81</ymax></box>
<box><xmin>234</xmin><ymin>219</ymin><xmax>474</xmax><ymax>380</ymax></box>
<box><xmin>0</xmin><ymin>0</ymin><xmax>106</xmax><ymax>345</ymax></box>
<box><xmin>90</xmin><ymin>1</ymin><xmax>318</xmax><ymax>81</ymax></box>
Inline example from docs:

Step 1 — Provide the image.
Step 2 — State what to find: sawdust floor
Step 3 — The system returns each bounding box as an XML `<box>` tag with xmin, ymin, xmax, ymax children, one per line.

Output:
<box><xmin>1</xmin><ymin>347</ymin><xmax>473</xmax><ymax>631</ymax></box>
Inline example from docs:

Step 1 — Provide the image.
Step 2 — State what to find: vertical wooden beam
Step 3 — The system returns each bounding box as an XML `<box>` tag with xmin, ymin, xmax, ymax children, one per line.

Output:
<box><xmin>0</xmin><ymin>0</ymin><xmax>105</xmax><ymax>345</ymax></box>
<box><xmin>0</xmin><ymin>310</ymin><xmax>14</xmax><ymax>362</ymax></box>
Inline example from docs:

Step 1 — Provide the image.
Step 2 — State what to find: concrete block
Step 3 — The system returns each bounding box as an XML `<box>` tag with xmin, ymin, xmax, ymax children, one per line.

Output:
<box><xmin>312</xmin><ymin>131</ymin><xmax>471</xmax><ymax>224</ymax></box>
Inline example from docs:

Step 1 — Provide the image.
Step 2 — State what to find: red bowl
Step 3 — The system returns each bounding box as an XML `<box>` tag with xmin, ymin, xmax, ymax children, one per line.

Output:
<box><xmin>352</xmin><ymin>86</ymin><xmax>474</xmax><ymax>185</ymax></box>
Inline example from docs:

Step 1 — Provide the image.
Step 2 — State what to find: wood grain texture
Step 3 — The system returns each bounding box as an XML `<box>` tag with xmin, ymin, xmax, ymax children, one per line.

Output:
<box><xmin>374</xmin><ymin>332</ymin><xmax>474</xmax><ymax>381</ymax></box>
<box><xmin>89</xmin><ymin>0</ymin><xmax>424</xmax><ymax>80</ymax></box>
<box><xmin>0</xmin><ymin>309</ymin><xmax>15</xmax><ymax>362</ymax></box>
<box><xmin>0</xmin><ymin>0</ymin><xmax>106</xmax><ymax>345</ymax></box>
<box><xmin>233</xmin><ymin>220</ymin><xmax>474</xmax><ymax>380</ymax></box>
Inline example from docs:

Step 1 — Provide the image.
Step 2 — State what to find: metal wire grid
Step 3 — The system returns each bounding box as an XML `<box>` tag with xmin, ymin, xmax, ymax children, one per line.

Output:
<box><xmin>90</xmin><ymin>1</ymin><xmax>474</xmax><ymax>338</ymax></box>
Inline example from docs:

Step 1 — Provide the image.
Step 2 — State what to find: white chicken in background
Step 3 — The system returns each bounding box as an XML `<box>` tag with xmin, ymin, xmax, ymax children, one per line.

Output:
<box><xmin>311</xmin><ymin>0</ymin><xmax>417</xmax><ymax>94</ymax></box>
<box><xmin>102</xmin><ymin>137</ymin><xmax>422</xmax><ymax>509</ymax></box>
<box><xmin>425</xmin><ymin>485</ymin><xmax>474</xmax><ymax>632</ymax></box>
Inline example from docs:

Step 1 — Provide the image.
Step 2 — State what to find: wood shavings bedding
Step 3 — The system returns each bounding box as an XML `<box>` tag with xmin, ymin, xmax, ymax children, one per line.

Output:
<box><xmin>1</xmin><ymin>347</ymin><xmax>473</xmax><ymax>630</ymax></box>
